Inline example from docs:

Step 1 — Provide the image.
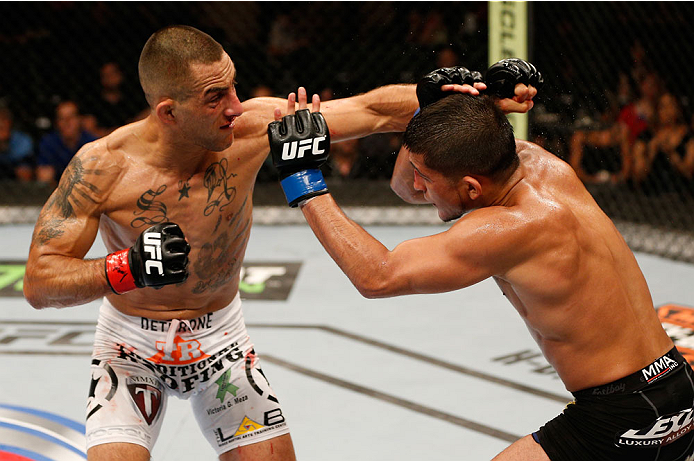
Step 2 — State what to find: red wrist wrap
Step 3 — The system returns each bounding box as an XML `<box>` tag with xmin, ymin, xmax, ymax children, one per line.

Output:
<box><xmin>105</xmin><ymin>249</ymin><xmax>138</xmax><ymax>294</ymax></box>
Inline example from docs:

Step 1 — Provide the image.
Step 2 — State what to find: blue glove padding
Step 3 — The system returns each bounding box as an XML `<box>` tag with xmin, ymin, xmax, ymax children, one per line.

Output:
<box><xmin>268</xmin><ymin>109</ymin><xmax>331</xmax><ymax>207</ymax></box>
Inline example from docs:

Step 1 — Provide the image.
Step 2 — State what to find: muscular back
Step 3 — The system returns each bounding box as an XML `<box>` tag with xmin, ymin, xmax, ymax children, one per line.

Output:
<box><xmin>493</xmin><ymin>141</ymin><xmax>672</xmax><ymax>390</ymax></box>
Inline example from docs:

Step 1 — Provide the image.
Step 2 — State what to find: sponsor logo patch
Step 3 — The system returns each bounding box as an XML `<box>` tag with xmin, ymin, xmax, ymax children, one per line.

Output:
<box><xmin>126</xmin><ymin>376</ymin><xmax>163</xmax><ymax>425</ymax></box>
<box><xmin>214</xmin><ymin>369</ymin><xmax>240</xmax><ymax>403</ymax></box>
<box><xmin>213</xmin><ymin>410</ymin><xmax>287</xmax><ymax>448</ymax></box>
<box><xmin>616</xmin><ymin>408</ymin><xmax>694</xmax><ymax>448</ymax></box>
<box><xmin>641</xmin><ymin>354</ymin><xmax>678</xmax><ymax>383</ymax></box>
<box><xmin>234</xmin><ymin>416</ymin><xmax>264</xmax><ymax>436</ymax></box>
<box><xmin>148</xmin><ymin>335</ymin><xmax>210</xmax><ymax>365</ymax></box>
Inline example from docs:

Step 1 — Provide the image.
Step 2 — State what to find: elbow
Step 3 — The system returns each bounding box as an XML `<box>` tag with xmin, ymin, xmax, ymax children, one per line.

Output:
<box><xmin>23</xmin><ymin>291</ymin><xmax>46</xmax><ymax>310</ymax></box>
<box><xmin>22</xmin><ymin>275</ymin><xmax>49</xmax><ymax>310</ymax></box>
<box><xmin>352</xmin><ymin>266</ymin><xmax>399</xmax><ymax>299</ymax></box>
<box><xmin>355</xmin><ymin>284</ymin><xmax>388</xmax><ymax>300</ymax></box>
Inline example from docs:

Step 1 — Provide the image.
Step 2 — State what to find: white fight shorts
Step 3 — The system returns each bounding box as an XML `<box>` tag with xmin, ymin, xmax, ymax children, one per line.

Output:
<box><xmin>85</xmin><ymin>293</ymin><xmax>289</xmax><ymax>455</ymax></box>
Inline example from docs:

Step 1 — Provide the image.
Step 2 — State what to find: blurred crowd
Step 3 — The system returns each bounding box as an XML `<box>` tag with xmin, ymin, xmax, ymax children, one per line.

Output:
<box><xmin>1</xmin><ymin>2</ymin><xmax>694</xmax><ymax>199</ymax></box>
<box><xmin>0</xmin><ymin>61</ymin><xmax>148</xmax><ymax>186</ymax></box>
<box><xmin>555</xmin><ymin>41</ymin><xmax>694</xmax><ymax>196</ymax></box>
<box><xmin>0</xmin><ymin>2</ymin><xmax>486</xmax><ymax>188</ymax></box>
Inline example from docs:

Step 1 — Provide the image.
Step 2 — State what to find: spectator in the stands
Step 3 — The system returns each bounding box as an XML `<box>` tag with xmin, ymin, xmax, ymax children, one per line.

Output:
<box><xmin>632</xmin><ymin>92</ymin><xmax>694</xmax><ymax>193</ymax></box>
<box><xmin>569</xmin><ymin>71</ymin><xmax>660</xmax><ymax>185</ymax></box>
<box><xmin>36</xmin><ymin>101</ymin><xmax>97</xmax><ymax>185</ymax></box>
<box><xmin>0</xmin><ymin>105</ymin><xmax>34</xmax><ymax>182</ymax></box>
<box><xmin>82</xmin><ymin>61</ymin><xmax>148</xmax><ymax>137</ymax></box>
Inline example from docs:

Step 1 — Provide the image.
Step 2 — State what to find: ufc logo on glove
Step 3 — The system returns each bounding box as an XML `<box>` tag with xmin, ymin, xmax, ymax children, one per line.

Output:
<box><xmin>281</xmin><ymin>137</ymin><xmax>327</xmax><ymax>160</ymax></box>
<box><xmin>268</xmin><ymin>109</ymin><xmax>331</xmax><ymax>207</ymax></box>
<box><xmin>143</xmin><ymin>232</ymin><xmax>164</xmax><ymax>275</ymax></box>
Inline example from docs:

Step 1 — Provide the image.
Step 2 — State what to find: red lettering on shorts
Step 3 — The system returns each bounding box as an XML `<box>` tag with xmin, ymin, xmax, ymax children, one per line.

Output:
<box><xmin>147</xmin><ymin>335</ymin><xmax>210</xmax><ymax>365</ymax></box>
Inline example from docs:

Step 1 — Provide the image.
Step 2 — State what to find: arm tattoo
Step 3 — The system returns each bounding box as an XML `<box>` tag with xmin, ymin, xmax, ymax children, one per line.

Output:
<box><xmin>34</xmin><ymin>155</ymin><xmax>102</xmax><ymax>246</ymax></box>
<box><xmin>45</xmin><ymin>156</ymin><xmax>100</xmax><ymax>220</ymax></box>
<box><xmin>35</xmin><ymin>217</ymin><xmax>66</xmax><ymax>246</ymax></box>
<box><xmin>131</xmin><ymin>185</ymin><xmax>169</xmax><ymax>228</ymax></box>
<box><xmin>203</xmin><ymin>158</ymin><xmax>237</xmax><ymax>216</ymax></box>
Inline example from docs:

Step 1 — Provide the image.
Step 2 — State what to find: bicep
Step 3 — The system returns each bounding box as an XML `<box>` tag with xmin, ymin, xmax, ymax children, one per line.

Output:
<box><xmin>29</xmin><ymin>147</ymin><xmax>117</xmax><ymax>261</ymax></box>
<box><xmin>384</xmin><ymin>230</ymin><xmax>499</xmax><ymax>295</ymax></box>
<box><xmin>30</xmin><ymin>189</ymin><xmax>100</xmax><ymax>262</ymax></box>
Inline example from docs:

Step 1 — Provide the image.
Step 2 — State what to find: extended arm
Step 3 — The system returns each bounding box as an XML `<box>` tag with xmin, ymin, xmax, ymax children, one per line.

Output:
<box><xmin>241</xmin><ymin>85</ymin><xmax>418</xmax><ymax>147</ymax></box>
<box><xmin>268</xmin><ymin>93</ymin><xmax>522</xmax><ymax>297</ymax></box>
<box><xmin>300</xmin><ymin>194</ymin><xmax>510</xmax><ymax>297</ymax></box>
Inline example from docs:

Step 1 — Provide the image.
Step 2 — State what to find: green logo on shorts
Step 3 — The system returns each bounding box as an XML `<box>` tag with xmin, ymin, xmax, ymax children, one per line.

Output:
<box><xmin>215</xmin><ymin>370</ymin><xmax>239</xmax><ymax>403</ymax></box>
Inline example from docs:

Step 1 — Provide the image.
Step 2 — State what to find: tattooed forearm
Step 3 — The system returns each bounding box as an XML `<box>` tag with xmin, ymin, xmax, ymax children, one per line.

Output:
<box><xmin>35</xmin><ymin>218</ymin><xmax>66</xmax><ymax>246</ymax></box>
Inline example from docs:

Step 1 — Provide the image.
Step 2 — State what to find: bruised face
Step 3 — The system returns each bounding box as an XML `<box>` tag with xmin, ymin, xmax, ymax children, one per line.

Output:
<box><xmin>174</xmin><ymin>53</ymin><xmax>244</xmax><ymax>152</ymax></box>
<box><xmin>409</xmin><ymin>152</ymin><xmax>468</xmax><ymax>222</ymax></box>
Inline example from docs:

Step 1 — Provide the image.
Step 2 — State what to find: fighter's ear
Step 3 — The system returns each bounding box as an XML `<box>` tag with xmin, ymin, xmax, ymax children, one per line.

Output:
<box><xmin>462</xmin><ymin>175</ymin><xmax>483</xmax><ymax>201</ymax></box>
<box><xmin>155</xmin><ymin>99</ymin><xmax>176</xmax><ymax>125</ymax></box>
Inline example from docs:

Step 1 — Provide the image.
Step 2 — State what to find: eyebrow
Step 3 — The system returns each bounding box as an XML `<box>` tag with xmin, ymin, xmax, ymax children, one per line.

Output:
<box><xmin>410</xmin><ymin>161</ymin><xmax>430</xmax><ymax>180</ymax></box>
<box><xmin>204</xmin><ymin>86</ymin><xmax>228</xmax><ymax>98</ymax></box>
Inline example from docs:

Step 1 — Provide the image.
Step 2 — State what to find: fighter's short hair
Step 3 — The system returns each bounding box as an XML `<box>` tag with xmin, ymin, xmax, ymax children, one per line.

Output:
<box><xmin>404</xmin><ymin>94</ymin><xmax>518</xmax><ymax>182</ymax></box>
<box><xmin>138</xmin><ymin>25</ymin><xmax>224</xmax><ymax>107</ymax></box>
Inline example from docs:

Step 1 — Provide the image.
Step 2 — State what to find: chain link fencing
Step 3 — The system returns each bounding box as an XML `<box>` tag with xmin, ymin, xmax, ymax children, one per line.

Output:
<box><xmin>1</xmin><ymin>2</ymin><xmax>692</xmax><ymax>262</ymax></box>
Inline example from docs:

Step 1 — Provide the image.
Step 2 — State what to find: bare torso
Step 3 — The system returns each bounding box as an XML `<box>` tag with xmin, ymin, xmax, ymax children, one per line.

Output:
<box><xmin>99</xmin><ymin>136</ymin><xmax>257</xmax><ymax>319</ymax></box>
<box><xmin>492</xmin><ymin>140</ymin><xmax>673</xmax><ymax>391</ymax></box>
<box><xmin>72</xmin><ymin>100</ymin><xmax>273</xmax><ymax>320</ymax></box>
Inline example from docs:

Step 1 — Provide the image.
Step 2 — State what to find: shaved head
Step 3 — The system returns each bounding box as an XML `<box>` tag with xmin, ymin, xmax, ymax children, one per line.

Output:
<box><xmin>138</xmin><ymin>25</ymin><xmax>224</xmax><ymax>107</ymax></box>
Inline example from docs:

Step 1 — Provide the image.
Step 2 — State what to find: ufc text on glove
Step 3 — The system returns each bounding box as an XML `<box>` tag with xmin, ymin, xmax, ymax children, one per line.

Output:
<box><xmin>268</xmin><ymin>109</ymin><xmax>331</xmax><ymax>207</ymax></box>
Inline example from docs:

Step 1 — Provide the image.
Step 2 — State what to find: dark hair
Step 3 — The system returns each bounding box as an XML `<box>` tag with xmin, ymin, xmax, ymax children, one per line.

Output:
<box><xmin>404</xmin><ymin>94</ymin><xmax>518</xmax><ymax>182</ymax></box>
<box><xmin>138</xmin><ymin>25</ymin><xmax>224</xmax><ymax>106</ymax></box>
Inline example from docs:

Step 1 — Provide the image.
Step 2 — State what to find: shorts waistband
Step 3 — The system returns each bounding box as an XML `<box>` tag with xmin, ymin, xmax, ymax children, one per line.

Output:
<box><xmin>573</xmin><ymin>347</ymin><xmax>686</xmax><ymax>398</ymax></box>
<box><xmin>101</xmin><ymin>291</ymin><xmax>241</xmax><ymax>332</ymax></box>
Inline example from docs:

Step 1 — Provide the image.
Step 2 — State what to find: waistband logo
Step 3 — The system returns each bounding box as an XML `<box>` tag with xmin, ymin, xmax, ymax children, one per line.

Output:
<box><xmin>591</xmin><ymin>382</ymin><xmax>626</xmax><ymax>396</ymax></box>
<box><xmin>642</xmin><ymin>355</ymin><xmax>679</xmax><ymax>383</ymax></box>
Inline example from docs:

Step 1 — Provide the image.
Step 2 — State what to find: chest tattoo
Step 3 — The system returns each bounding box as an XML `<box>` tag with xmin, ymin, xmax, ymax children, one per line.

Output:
<box><xmin>203</xmin><ymin>158</ymin><xmax>237</xmax><ymax>216</ymax></box>
<box><xmin>131</xmin><ymin>185</ymin><xmax>168</xmax><ymax>228</ymax></box>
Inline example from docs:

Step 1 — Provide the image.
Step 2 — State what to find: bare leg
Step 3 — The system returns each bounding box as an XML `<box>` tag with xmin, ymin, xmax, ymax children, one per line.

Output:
<box><xmin>491</xmin><ymin>435</ymin><xmax>551</xmax><ymax>461</ymax></box>
<box><xmin>88</xmin><ymin>442</ymin><xmax>150</xmax><ymax>461</ymax></box>
<box><xmin>220</xmin><ymin>434</ymin><xmax>296</xmax><ymax>461</ymax></box>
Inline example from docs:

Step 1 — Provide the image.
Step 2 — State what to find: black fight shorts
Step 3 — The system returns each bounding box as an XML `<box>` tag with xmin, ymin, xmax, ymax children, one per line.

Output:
<box><xmin>534</xmin><ymin>347</ymin><xmax>694</xmax><ymax>461</ymax></box>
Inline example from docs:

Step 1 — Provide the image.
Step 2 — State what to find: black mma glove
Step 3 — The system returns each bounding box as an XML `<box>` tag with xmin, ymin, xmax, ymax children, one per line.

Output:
<box><xmin>484</xmin><ymin>58</ymin><xmax>543</xmax><ymax>99</ymax></box>
<box><xmin>105</xmin><ymin>222</ymin><xmax>191</xmax><ymax>294</ymax></box>
<box><xmin>416</xmin><ymin>66</ymin><xmax>484</xmax><ymax>111</ymax></box>
<box><xmin>268</xmin><ymin>108</ymin><xmax>331</xmax><ymax>207</ymax></box>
